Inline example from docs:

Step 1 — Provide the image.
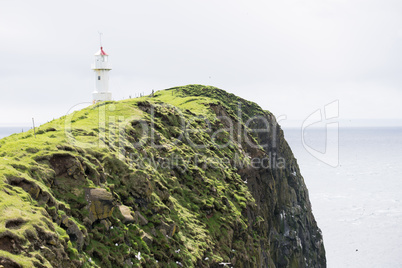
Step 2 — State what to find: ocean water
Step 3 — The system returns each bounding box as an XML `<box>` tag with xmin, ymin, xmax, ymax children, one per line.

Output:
<box><xmin>1</xmin><ymin>126</ymin><xmax>401</xmax><ymax>266</ymax></box>
<box><xmin>0</xmin><ymin>127</ymin><xmax>30</xmax><ymax>139</ymax></box>
<box><xmin>283</xmin><ymin>127</ymin><xmax>402</xmax><ymax>268</ymax></box>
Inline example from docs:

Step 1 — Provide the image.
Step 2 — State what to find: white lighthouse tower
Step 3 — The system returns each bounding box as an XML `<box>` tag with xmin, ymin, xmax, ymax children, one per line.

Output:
<box><xmin>92</xmin><ymin>46</ymin><xmax>112</xmax><ymax>103</ymax></box>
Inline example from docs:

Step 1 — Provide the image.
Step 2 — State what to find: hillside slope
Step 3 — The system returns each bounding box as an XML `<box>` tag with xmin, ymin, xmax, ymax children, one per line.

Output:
<box><xmin>0</xmin><ymin>85</ymin><xmax>325</xmax><ymax>267</ymax></box>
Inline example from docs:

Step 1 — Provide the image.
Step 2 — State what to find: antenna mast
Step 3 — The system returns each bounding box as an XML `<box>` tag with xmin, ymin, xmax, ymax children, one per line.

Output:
<box><xmin>98</xmin><ymin>32</ymin><xmax>103</xmax><ymax>47</ymax></box>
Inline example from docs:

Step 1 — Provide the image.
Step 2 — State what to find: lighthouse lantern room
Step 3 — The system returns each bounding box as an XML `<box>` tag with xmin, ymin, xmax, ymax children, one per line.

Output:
<box><xmin>92</xmin><ymin>47</ymin><xmax>112</xmax><ymax>103</ymax></box>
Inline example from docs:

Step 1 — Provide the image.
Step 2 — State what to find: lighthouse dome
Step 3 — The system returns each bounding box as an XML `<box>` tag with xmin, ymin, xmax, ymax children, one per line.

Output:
<box><xmin>95</xmin><ymin>47</ymin><xmax>108</xmax><ymax>56</ymax></box>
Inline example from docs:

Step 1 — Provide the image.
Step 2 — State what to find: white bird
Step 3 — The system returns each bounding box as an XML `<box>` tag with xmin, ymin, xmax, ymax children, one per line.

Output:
<box><xmin>204</xmin><ymin>257</ymin><xmax>209</xmax><ymax>260</ymax></box>
<box><xmin>175</xmin><ymin>249</ymin><xmax>181</xmax><ymax>253</ymax></box>
<box><xmin>110</xmin><ymin>226</ymin><xmax>114</xmax><ymax>229</ymax></box>
<box><xmin>219</xmin><ymin>262</ymin><xmax>232</xmax><ymax>266</ymax></box>
<box><xmin>243</xmin><ymin>179</ymin><xmax>248</xmax><ymax>184</ymax></box>
<box><xmin>135</xmin><ymin>252</ymin><xmax>141</xmax><ymax>261</ymax></box>
<box><xmin>176</xmin><ymin>261</ymin><xmax>183</xmax><ymax>267</ymax></box>
<box><xmin>115</xmin><ymin>243</ymin><xmax>118</xmax><ymax>246</ymax></box>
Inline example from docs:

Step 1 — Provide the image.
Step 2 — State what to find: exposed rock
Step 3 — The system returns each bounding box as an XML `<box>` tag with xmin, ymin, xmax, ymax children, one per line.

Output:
<box><xmin>0</xmin><ymin>231</ymin><xmax>22</xmax><ymax>254</ymax></box>
<box><xmin>100</xmin><ymin>219</ymin><xmax>111</xmax><ymax>230</ymax></box>
<box><xmin>141</xmin><ymin>232</ymin><xmax>154</xmax><ymax>246</ymax></box>
<box><xmin>41</xmin><ymin>246</ymin><xmax>57</xmax><ymax>265</ymax></box>
<box><xmin>6</xmin><ymin>176</ymin><xmax>41</xmax><ymax>199</ymax></box>
<box><xmin>0</xmin><ymin>257</ymin><xmax>22</xmax><ymax>268</ymax></box>
<box><xmin>85</xmin><ymin>188</ymin><xmax>115</xmax><ymax>224</ymax></box>
<box><xmin>0</xmin><ymin>85</ymin><xmax>325</xmax><ymax>267</ymax></box>
<box><xmin>5</xmin><ymin>218</ymin><xmax>26</xmax><ymax>230</ymax></box>
<box><xmin>118</xmin><ymin>205</ymin><xmax>135</xmax><ymax>224</ymax></box>
<box><xmin>158</xmin><ymin>221</ymin><xmax>177</xmax><ymax>237</ymax></box>
<box><xmin>134</xmin><ymin>211</ymin><xmax>148</xmax><ymax>226</ymax></box>
<box><xmin>49</xmin><ymin>153</ymin><xmax>85</xmax><ymax>180</ymax></box>
<box><xmin>60</xmin><ymin>215</ymin><xmax>84</xmax><ymax>251</ymax></box>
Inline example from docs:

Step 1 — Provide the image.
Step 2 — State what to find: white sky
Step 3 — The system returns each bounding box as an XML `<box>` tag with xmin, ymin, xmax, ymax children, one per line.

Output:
<box><xmin>1</xmin><ymin>0</ymin><xmax>402</xmax><ymax>127</ymax></box>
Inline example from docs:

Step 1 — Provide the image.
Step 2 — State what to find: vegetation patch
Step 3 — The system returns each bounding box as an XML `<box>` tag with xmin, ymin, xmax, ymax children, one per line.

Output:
<box><xmin>0</xmin><ymin>85</ymin><xmax>326</xmax><ymax>267</ymax></box>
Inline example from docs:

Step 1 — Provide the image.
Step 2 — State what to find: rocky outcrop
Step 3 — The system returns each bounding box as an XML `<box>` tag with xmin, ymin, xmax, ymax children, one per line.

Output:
<box><xmin>0</xmin><ymin>85</ymin><xmax>325</xmax><ymax>267</ymax></box>
<box><xmin>61</xmin><ymin>215</ymin><xmax>85</xmax><ymax>251</ymax></box>
<box><xmin>85</xmin><ymin>188</ymin><xmax>115</xmax><ymax>224</ymax></box>
<box><xmin>0</xmin><ymin>256</ymin><xmax>22</xmax><ymax>268</ymax></box>
<box><xmin>118</xmin><ymin>205</ymin><xmax>135</xmax><ymax>224</ymax></box>
<box><xmin>240</xmin><ymin>115</ymin><xmax>326</xmax><ymax>267</ymax></box>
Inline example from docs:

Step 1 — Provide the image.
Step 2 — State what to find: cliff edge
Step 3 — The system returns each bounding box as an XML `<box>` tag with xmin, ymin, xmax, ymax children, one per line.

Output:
<box><xmin>0</xmin><ymin>85</ymin><xmax>325</xmax><ymax>267</ymax></box>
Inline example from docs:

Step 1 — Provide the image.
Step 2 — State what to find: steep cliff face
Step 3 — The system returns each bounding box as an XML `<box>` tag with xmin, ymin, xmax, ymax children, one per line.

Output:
<box><xmin>0</xmin><ymin>85</ymin><xmax>325</xmax><ymax>267</ymax></box>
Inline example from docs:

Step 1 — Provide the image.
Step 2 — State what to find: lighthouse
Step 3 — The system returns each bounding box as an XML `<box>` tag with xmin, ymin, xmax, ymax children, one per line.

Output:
<box><xmin>92</xmin><ymin>47</ymin><xmax>112</xmax><ymax>103</ymax></box>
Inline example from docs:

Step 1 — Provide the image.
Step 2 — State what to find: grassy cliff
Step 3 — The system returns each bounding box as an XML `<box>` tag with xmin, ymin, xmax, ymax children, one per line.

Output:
<box><xmin>0</xmin><ymin>85</ymin><xmax>325</xmax><ymax>267</ymax></box>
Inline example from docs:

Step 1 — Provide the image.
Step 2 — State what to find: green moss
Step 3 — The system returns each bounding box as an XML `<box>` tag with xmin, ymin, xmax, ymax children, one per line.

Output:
<box><xmin>0</xmin><ymin>85</ymin><xmax>276</xmax><ymax>267</ymax></box>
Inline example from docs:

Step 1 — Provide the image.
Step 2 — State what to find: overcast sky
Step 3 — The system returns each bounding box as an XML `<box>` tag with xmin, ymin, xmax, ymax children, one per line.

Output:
<box><xmin>1</xmin><ymin>0</ymin><xmax>402</xmax><ymax>127</ymax></box>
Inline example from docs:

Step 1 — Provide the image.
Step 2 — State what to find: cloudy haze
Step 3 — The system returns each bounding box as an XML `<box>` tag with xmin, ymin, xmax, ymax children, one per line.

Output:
<box><xmin>1</xmin><ymin>0</ymin><xmax>402</xmax><ymax>127</ymax></box>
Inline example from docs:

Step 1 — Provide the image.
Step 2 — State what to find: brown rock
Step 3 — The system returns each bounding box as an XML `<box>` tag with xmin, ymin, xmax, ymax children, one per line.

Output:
<box><xmin>0</xmin><ymin>256</ymin><xmax>22</xmax><ymax>268</ymax></box>
<box><xmin>134</xmin><ymin>211</ymin><xmax>148</xmax><ymax>226</ymax></box>
<box><xmin>158</xmin><ymin>221</ymin><xmax>177</xmax><ymax>237</ymax></box>
<box><xmin>85</xmin><ymin>188</ymin><xmax>115</xmax><ymax>224</ymax></box>
<box><xmin>100</xmin><ymin>219</ymin><xmax>111</xmax><ymax>230</ymax></box>
<box><xmin>141</xmin><ymin>232</ymin><xmax>154</xmax><ymax>246</ymax></box>
<box><xmin>60</xmin><ymin>215</ymin><xmax>84</xmax><ymax>251</ymax></box>
<box><xmin>119</xmin><ymin>205</ymin><xmax>135</xmax><ymax>224</ymax></box>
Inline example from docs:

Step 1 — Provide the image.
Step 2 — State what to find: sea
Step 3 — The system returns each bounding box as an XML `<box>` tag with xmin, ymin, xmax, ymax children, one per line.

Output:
<box><xmin>283</xmin><ymin>127</ymin><xmax>402</xmax><ymax>268</ymax></box>
<box><xmin>0</xmin><ymin>127</ymin><xmax>31</xmax><ymax>139</ymax></box>
<box><xmin>1</xmin><ymin>126</ymin><xmax>401</xmax><ymax>267</ymax></box>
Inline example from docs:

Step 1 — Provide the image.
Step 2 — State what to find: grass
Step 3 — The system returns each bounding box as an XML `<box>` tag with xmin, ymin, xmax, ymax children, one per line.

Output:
<box><xmin>0</xmin><ymin>85</ymin><xmax>273</xmax><ymax>267</ymax></box>
<box><xmin>0</xmin><ymin>184</ymin><xmax>54</xmax><ymax>267</ymax></box>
